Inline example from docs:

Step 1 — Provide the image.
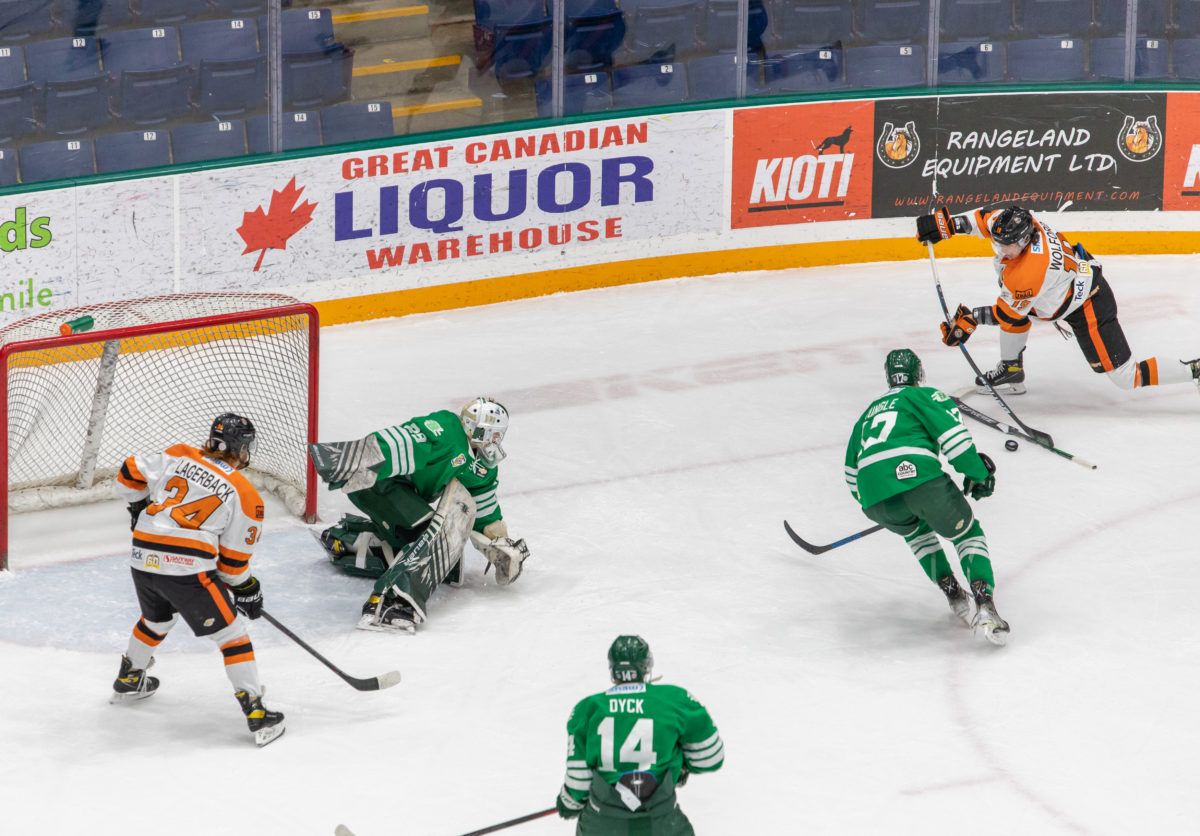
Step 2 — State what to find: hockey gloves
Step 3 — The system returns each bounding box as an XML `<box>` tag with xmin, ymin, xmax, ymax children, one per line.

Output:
<box><xmin>963</xmin><ymin>453</ymin><xmax>996</xmax><ymax>501</ymax></box>
<box><xmin>127</xmin><ymin>498</ymin><xmax>150</xmax><ymax>531</ymax></box>
<box><xmin>916</xmin><ymin>207</ymin><xmax>957</xmax><ymax>244</ymax></box>
<box><xmin>556</xmin><ymin>788</ymin><xmax>584</xmax><ymax>819</ymax></box>
<box><xmin>231</xmin><ymin>576</ymin><xmax>264</xmax><ymax>620</ymax></box>
<box><xmin>940</xmin><ymin>304</ymin><xmax>978</xmax><ymax>347</ymax></box>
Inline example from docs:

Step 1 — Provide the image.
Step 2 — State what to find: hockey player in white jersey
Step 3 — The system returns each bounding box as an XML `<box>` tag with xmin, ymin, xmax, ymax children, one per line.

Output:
<box><xmin>111</xmin><ymin>413</ymin><xmax>285</xmax><ymax>747</ymax></box>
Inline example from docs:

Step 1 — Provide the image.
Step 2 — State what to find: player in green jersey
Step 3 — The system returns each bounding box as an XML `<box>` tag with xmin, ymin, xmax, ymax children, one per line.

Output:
<box><xmin>555</xmin><ymin>636</ymin><xmax>724</xmax><ymax>835</ymax></box>
<box><xmin>844</xmin><ymin>349</ymin><xmax>1009</xmax><ymax>645</ymax></box>
<box><xmin>311</xmin><ymin>397</ymin><xmax>529</xmax><ymax>633</ymax></box>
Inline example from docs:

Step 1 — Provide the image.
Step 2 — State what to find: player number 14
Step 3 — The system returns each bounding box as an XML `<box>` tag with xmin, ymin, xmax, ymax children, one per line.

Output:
<box><xmin>597</xmin><ymin>717</ymin><xmax>657</xmax><ymax>772</ymax></box>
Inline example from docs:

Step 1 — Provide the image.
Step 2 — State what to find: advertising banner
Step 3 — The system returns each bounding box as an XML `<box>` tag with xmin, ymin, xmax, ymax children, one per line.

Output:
<box><xmin>871</xmin><ymin>92</ymin><xmax>1167</xmax><ymax>217</ymax></box>
<box><xmin>179</xmin><ymin>111</ymin><xmax>726</xmax><ymax>297</ymax></box>
<box><xmin>1162</xmin><ymin>91</ymin><xmax>1200</xmax><ymax>211</ymax></box>
<box><xmin>730</xmin><ymin>100</ymin><xmax>875</xmax><ymax>228</ymax></box>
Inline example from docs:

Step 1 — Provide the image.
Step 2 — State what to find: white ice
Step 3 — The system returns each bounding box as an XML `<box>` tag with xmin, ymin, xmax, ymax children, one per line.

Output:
<box><xmin>2</xmin><ymin>254</ymin><xmax>1199</xmax><ymax>836</ymax></box>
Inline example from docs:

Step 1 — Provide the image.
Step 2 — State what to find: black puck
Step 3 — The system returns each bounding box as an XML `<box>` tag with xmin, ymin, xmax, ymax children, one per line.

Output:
<box><xmin>1005</xmin><ymin>439</ymin><xmax>1019</xmax><ymax>451</ymax></box>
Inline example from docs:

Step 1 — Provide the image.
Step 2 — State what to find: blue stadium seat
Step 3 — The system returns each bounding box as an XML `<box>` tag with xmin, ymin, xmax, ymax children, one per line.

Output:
<box><xmin>937</xmin><ymin>40</ymin><xmax>1005</xmax><ymax>84</ymax></box>
<box><xmin>20</xmin><ymin>137</ymin><xmax>95</xmax><ymax>183</ymax></box>
<box><xmin>0</xmin><ymin>44</ymin><xmax>25</xmax><ymax>87</ymax></box>
<box><xmin>171</xmin><ymin>118</ymin><xmax>248</xmax><ymax>163</ymax></box>
<box><xmin>1091</xmin><ymin>36</ymin><xmax>1169</xmax><ymax>79</ymax></box>
<box><xmin>320</xmin><ymin>101</ymin><xmax>393</xmax><ymax>145</ymax></box>
<box><xmin>856</xmin><ymin>0</ymin><xmax>929</xmax><ymax>43</ymax></box>
<box><xmin>701</xmin><ymin>0</ymin><xmax>767</xmax><ymax>53</ymax></box>
<box><xmin>612</xmin><ymin>61</ymin><xmax>687</xmax><ymax>107</ymax></box>
<box><xmin>940</xmin><ymin>0</ymin><xmax>1012</xmax><ymax>39</ymax></box>
<box><xmin>1095</xmin><ymin>0</ymin><xmax>1169</xmax><ymax>36</ymax></box>
<box><xmin>0</xmin><ymin>81</ymin><xmax>36</xmax><ymax>143</ymax></box>
<box><xmin>134</xmin><ymin>0</ymin><xmax>212</xmax><ymax>26</ymax></box>
<box><xmin>1005</xmin><ymin>36</ymin><xmax>1086</xmax><ymax>80</ymax></box>
<box><xmin>763</xmin><ymin>44</ymin><xmax>844</xmax><ymax>91</ymax></box>
<box><xmin>1018</xmin><ymin>0</ymin><xmax>1093</xmax><ymax>37</ymax></box>
<box><xmin>566</xmin><ymin>0</ymin><xmax>615</xmax><ymax>16</ymax></box>
<box><xmin>766</xmin><ymin>0</ymin><xmax>851</xmax><ymax>48</ymax></box>
<box><xmin>246</xmin><ymin>110</ymin><xmax>321</xmax><ymax>152</ymax></box>
<box><xmin>282</xmin><ymin>44</ymin><xmax>353</xmax><ymax>106</ymax></box>
<box><xmin>624</xmin><ymin>0</ymin><xmax>701</xmax><ymax>63</ymax></box>
<box><xmin>182</xmin><ymin>18</ymin><xmax>264</xmax><ymax>117</ymax></box>
<box><xmin>1174</xmin><ymin>39</ymin><xmax>1200</xmax><ymax>79</ymax></box>
<box><xmin>0</xmin><ymin>146</ymin><xmax>16</xmax><ymax>184</ymax></box>
<box><xmin>25</xmin><ymin>35</ymin><xmax>102</xmax><ymax>82</ymax></box>
<box><xmin>95</xmin><ymin>128</ymin><xmax>171</xmax><ymax>173</ymax></box>
<box><xmin>274</xmin><ymin>7</ymin><xmax>337</xmax><ymax>52</ymax></box>
<box><xmin>490</xmin><ymin>18</ymin><xmax>552</xmax><ymax>79</ymax></box>
<box><xmin>535</xmin><ymin>71</ymin><xmax>613</xmax><ymax>116</ymax></box>
<box><xmin>212</xmin><ymin>0</ymin><xmax>267</xmax><ymax>15</ymax></box>
<box><xmin>0</xmin><ymin>1</ymin><xmax>59</xmax><ymax>44</ymax></box>
<box><xmin>564</xmin><ymin>6</ymin><xmax>625</xmax><ymax>72</ymax></box>
<box><xmin>845</xmin><ymin>43</ymin><xmax>925</xmax><ymax>87</ymax></box>
<box><xmin>476</xmin><ymin>0</ymin><xmax>545</xmax><ymax>25</ymax></box>
<box><xmin>103</xmin><ymin>27</ymin><xmax>195</xmax><ymax>125</ymax></box>
<box><xmin>60</xmin><ymin>0</ymin><xmax>135</xmax><ymax>35</ymax></box>
<box><xmin>687</xmin><ymin>52</ymin><xmax>766</xmax><ymax>98</ymax></box>
<box><xmin>1179</xmin><ymin>1</ymin><xmax>1200</xmax><ymax>36</ymax></box>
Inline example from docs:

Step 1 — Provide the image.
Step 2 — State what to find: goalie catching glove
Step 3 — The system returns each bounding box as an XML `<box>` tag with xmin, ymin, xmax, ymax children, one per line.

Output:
<box><xmin>963</xmin><ymin>452</ymin><xmax>996</xmax><ymax>501</ymax></box>
<box><xmin>469</xmin><ymin>530</ymin><xmax>529</xmax><ymax>585</ymax></box>
<box><xmin>940</xmin><ymin>304</ymin><xmax>978</xmax><ymax>347</ymax></box>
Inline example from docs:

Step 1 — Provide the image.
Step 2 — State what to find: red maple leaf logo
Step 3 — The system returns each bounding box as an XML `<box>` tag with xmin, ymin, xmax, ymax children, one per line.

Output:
<box><xmin>237</xmin><ymin>176</ymin><xmax>318</xmax><ymax>271</ymax></box>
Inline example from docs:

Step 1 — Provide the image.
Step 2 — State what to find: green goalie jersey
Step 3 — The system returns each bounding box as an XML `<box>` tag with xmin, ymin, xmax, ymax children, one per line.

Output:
<box><xmin>369</xmin><ymin>409</ymin><xmax>501</xmax><ymax>530</ymax></box>
<box><xmin>561</xmin><ymin>682</ymin><xmax>724</xmax><ymax>804</ymax></box>
<box><xmin>844</xmin><ymin>386</ymin><xmax>989</xmax><ymax>508</ymax></box>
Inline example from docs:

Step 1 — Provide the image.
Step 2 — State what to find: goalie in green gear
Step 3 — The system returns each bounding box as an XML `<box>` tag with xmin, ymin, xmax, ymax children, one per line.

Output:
<box><xmin>310</xmin><ymin>397</ymin><xmax>529</xmax><ymax>633</ymax></box>
<box><xmin>555</xmin><ymin>636</ymin><xmax>725</xmax><ymax>835</ymax></box>
<box><xmin>844</xmin><ymin>349</ymin><xmax>1009</xmax><ymax>645</ymax></box>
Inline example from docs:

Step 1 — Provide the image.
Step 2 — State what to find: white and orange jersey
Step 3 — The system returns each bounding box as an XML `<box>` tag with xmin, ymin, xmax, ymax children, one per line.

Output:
<box><xmin>116</xmin><ymin>444</ymin><xmax>265</xmax><ymax>585</ymax></box>
<box><xmin>960</xmin><ymin>208</ymin><xmax>1096</xmax><ymax>332</ymax></box>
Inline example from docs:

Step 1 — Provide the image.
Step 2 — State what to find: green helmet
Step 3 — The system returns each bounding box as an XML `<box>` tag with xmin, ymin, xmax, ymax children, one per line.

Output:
<box><xmin>608</xmin><ymin>635</ymin><xmax>653</xmax><ymax>684</ymax></box>
<box><xmin>884</xmin><ymin>348</ymin><xmax>925</xmax><ymax>388</ymax></box>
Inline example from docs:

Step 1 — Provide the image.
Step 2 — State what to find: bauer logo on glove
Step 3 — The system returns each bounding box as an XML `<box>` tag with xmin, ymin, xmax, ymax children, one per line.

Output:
<box><xmin>940</xmin><ymin>304</ymin><xmax>978</xmax><ymax>347</ymax></box>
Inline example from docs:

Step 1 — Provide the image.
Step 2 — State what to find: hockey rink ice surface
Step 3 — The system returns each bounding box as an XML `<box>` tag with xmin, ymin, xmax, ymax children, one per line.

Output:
<box><xmin>1</xmin><ymin>254</ymin><xmax>1198</xmax><ymax>835</ymax></box>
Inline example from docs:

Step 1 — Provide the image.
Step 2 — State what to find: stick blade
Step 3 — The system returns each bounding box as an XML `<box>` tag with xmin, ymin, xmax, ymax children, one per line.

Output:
<box><xmin>376</xmin><ymin>670</ymin><xmax>402</xmax><ymax>690</ymax></box>
<box><xmin>783</xmin><ymin>520</ymin><xmax>829</xmax><ymax>555</ymax></box>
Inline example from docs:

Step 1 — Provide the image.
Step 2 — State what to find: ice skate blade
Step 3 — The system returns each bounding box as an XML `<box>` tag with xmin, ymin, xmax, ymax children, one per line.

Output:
<box><xmin>110</xmin><ymin>689</ymin><xmax>156</xmax><ymax>704</ymax></box>
<box><xmin>355</xmin><ymin>613</ymin><xmax>415</xmax><ymax>634</ymax></box>
<box><xmin>976</xmin><ymin>382</ymin><xmax>1026</xmax><ymax>395</ymax></box>
<box><xmin>974</xmin><ymin>623</ymin><xmax>1010</xmax><ymax>646</ymax></box>
<box><xmin>254</xmin><ymin>722</ymin><xmax>286</xmax><ymax>747</ymax></box>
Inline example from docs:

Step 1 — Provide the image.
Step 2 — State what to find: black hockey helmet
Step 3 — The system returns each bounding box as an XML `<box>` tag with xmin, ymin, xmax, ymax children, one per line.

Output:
<box><xmin>609</xmin><ymin>635</ymin><xmax>653</xmax><ymax>684</ymax></box>
<box><xmin>990</xmin><ymin>205</ymin><xmax>1034</xmax><ymax>247</ymax></box>
<box><xmin>885</xmin><ymin>348</ymin><xmax>924</xmax><ymax>387</ymax></box>
<box><xmin>206</xmin><ymin>413</ymin><xmax>257</xmax><ymax>464</ymax></box>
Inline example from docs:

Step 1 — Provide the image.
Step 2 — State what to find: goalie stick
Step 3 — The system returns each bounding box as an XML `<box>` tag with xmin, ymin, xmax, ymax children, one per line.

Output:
<box><xmin>951</xmin><ymin>397</ymin><xmax>1097</xmax><ymax>470</ymax></box>
<box><xmin>926</xmin><ymin>239</ymin><xmax>1056</xmax><ymax>451</ymax></box>
<box><xmin>783</xmin><ymin>520</ymin><xmax>883</xmax><ymax>554</ymax></box>
<box><xmin>262</xmin><ymin>610</ymin><xmax>401</xmax><ymax>692</ymax></box>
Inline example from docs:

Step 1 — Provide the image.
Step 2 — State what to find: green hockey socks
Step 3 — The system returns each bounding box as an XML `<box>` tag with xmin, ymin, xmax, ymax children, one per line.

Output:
<box><xmin>950</xmin><ymin>520</ymin><xmax>994</xmax><ymax>593</ymax></box>
<box><xmin>904</xmin><ymin>523</ymin><xmax>952</xmax><ymax>583</ymax></box>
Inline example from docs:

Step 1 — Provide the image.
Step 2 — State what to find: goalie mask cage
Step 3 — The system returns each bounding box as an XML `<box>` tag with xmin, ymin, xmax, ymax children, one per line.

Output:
<box><xmin>0</xmin><ymin>293</ymin><xmax>319</xmax><ymax>571</ymax></box>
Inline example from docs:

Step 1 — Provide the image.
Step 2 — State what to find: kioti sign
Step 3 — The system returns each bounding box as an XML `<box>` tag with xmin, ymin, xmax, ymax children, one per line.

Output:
<box><xmin>731</xmin><ymin>100</ymin><xmax>875</xmax><ymax>228</ymax></box>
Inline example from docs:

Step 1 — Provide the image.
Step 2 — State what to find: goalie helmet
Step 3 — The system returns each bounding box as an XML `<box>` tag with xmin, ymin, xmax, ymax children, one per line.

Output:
<box><xmin>885</xmin><ymin>348</ymin><xmax>924</xmax><ymax>388</ymax></box>
<box><xmin>989</xmin><ymin>205</ymin><xmax>1034</xmax><ymax>248</ymax></box>
<box><xmin>608</xmin><ymin>635</ymin><xmax>653</xmax><ymax>684</ymax></box>
<box><xmin>460</xmin><ymin>397</ymin><xmax>509</xmax><ymax>465</ymax></box>
<box><xmin>206</xmin><ymin>413</ymin><xmax>257</xmax><ymax>466</ymax></box>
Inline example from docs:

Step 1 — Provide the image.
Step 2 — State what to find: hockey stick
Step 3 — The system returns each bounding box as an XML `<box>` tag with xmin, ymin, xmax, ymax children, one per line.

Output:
<box><xmin>925</xmin><ymin>241</ymin><xmax>1056</xmax><ymax>450</ymax></box>
<box><xmin>261</xmin><ymin>610</ymin><xmax>401</xmax><ymax>692</ymax></box>
<box><xmin>951</xmin><ymin>397</ymin><xmax>1097</xmax><ymax>470</ymax></box>
<box><xmin>783</xmin><ymin>519</ymin><xmax>884</xmax><ymax>554</ymax></box>
<box><xmin>456</xmin><ymin>807</ymin><xmax>557</xmax><ymax>836</ymax></box>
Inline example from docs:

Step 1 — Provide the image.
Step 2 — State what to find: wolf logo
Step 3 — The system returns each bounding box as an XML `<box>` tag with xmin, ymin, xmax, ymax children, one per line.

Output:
<box><xmin>1117</xmin><ymin>114</ymin><xmax>1162</xmax><ymax>163</ymax></box>
<box><xmin>813</xmin><ymin>126</ymin><xmax>852</xmax><ymax>155</ymax></box>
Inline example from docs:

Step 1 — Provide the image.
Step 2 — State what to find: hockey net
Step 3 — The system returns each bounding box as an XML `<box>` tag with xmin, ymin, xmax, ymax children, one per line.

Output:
<box><xmin>0</xmin><ymin>293</ymin><xmax>319</xmax><ymax>570</ymax></box>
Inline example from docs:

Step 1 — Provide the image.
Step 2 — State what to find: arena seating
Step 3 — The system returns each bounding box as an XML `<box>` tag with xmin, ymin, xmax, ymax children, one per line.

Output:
<box><xmin>319</xmin><ymin>100</ymin><xmax>393</xmax><ymax>145</ymax></box>
<box><xmin>1018</xmin><ymin>0</ymin><xmax>1094</xmax><ymax>37</ymax></box>
<box><xmin>845</xmin><ymin>42</ymin><xmax>925</xmax><ymax>88</ymax></box>
<box><xmin>764</xmin><ymin>0</ymin><xmax>852</xmax><ymax>48</ymax></box>
<box><xmin>20</xmin><ymin>136</ymin><xmax>95</xmax><ymax>181</ymax></box>
<box><xmin>937</xmin><ymin>40</ymin><xmax>1006</xmax><ymax>84</ymax></box>
<box><xmin>762</xmin><ymin>44</ymin><xmax>844</xmax><ymax>92</ymax></box>
<box><xmin>170</xmin><ymin>118</ymin><xmax>248</xmax><ymax>163</ymax></box>
<box><xmin>1090</xmin><ymin>36</ymin><xmax>1170</xmax><ymax>79</ymax></box>
<box><xmin>856</xmin><ymin>0</ymin><xmax>930</xmax><ymax>43</ymax></box>
<box><xmin>95</xmin><ymin>127</ymin><xmax>170</xmax><ymax>172</ymax></box>
<box><xmin>1005</xmin><ymin>35</ymin><xmax>1087</xmax><ymax>81</ymax></box>
<box><xmin>0</xmin><ymin>146</ymin><xmax>16</xmax><ymax>184</ymax></box>
<box><xmin>246</xmin><ymin>109</ymin><xmax>320</xmax><ymax>153</ymax></box>
<box><xmin>612</xmin><ymin>61</ymin><xmax>688</xmax><ymax>107</ymax></box>
<box><xmin>939</xmin><ymin>0</ymin><xmax>1013</xmax><ymax>39</ymax></box>
<box><xmin>535</xmin><ymin>71</ymin><xmax>614</xmax><ymax>115</ymax></box>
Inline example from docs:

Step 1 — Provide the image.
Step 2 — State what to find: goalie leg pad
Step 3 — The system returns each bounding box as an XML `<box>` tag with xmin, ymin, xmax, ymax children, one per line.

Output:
<box><xmin>365</xmin><ymin>480</ymin><xmax>476</xmax><ymax>627</ymax></box>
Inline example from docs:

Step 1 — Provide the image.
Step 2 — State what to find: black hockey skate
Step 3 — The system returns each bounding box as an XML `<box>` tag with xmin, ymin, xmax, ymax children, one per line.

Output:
<box><xmin>110</xmin><ymin>655</ymin><xmax>159</xmax><ymax>704</ymax></box>
<box><xmin>976</xmin><ymin>351</ymin><xmax>1026</xmax><ymax>395</ymax></box>
<box><xmin>235</xmin><ymin>690</ymin><xmax>286</xmax><ymax>747</ymax></box>
<box><xmin>970</xmin><ymin>580</ymin><xmax>1010</xmax><ymax>646</ymax></box>
<box><xmin>937</xmin><ymin>575</ymin><xmax>972</xmax><ymax>626</ymax></box>
<box><xmin>357</xmin><ymin>593</ymin><xmax>418</xmax><ymax>634</ymax></box>
<box><xmin>1184</xmin><ymin>358</ymin><xmax>1200</xmax><ymax>394</ymax></box>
